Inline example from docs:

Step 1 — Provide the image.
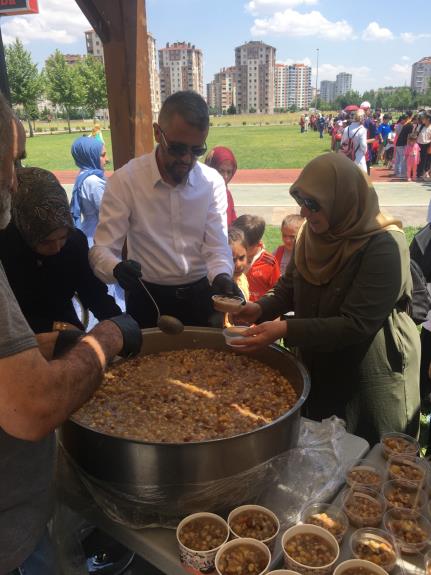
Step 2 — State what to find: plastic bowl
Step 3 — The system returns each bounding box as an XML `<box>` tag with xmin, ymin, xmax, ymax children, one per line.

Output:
<box><xmin>215</xmin><ymin>537</ymin><xmax>271</xmax><ymax>575</ymax></box>
<box><xmin>299</xmin><ymin>501</ymin><xmax>348</xmax><ymax>543</ymax></box>
<box><xmin>344</xmin><ymin>458</ymin><xmax>383</xmax><ymax>490</ymax></box>
<box><xmin>212</xmin><ymin>295</ymin><xmax>244</xmax><ymax>313</ymax></box>
<box><xmin>176</xmin><ymin>512</ymin><xmax>229</xmax><ymax>574</ymax></box>
<box><xmin>227</xmin><ymin>504</ymin><xmax>280</xmax><ymax>552</ymax></box>
<box><xmin>386</xmin><ymin>454</ymin><xmax>428</xmax><ymax>486</ymax></box>
<box><xmin>222</xmin><ymin>326</ymin><xmax>249</xmax><ymax>347</ymax></box>
<box><xmin>350</xmin><ymin>527</ymin><xmax>398</xmax><ymax>572</ymax></box>
<box><xmin>383</xmin><ymin>507</ymin><xmax>431</xmax><ymax>555</ymax></box>
<box><xmin>380</xmin><ymin>432</ymin><xmax>419</xmax><ymax>460</ymax></box>
<box><xmin>382</xmin><ymin>479</ymin><xmax>427</xmax><ymax>513</ymax></box>
<box><xmin>333</xmin><ymin>558</ymin><xmax>389</xmax><ymax>575</ymax></box>
<box><xmin>281</xmin><ymin>524</ymin><xmax>340</xmax><ymax>575</ymax></box>
<box><xmin>342</xmin><ymin>486</ymin><xmax>386</xmax><ymax>528</ymax></box>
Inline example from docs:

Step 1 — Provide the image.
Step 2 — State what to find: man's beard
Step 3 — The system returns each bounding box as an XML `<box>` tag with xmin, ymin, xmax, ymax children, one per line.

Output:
<box><xmin>0</xmin><ymin>184</ymin><xmax>11</xmax><ymax>230</ymax></box>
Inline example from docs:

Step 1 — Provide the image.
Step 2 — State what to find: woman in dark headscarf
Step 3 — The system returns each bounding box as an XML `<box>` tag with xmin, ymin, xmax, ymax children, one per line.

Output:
<box><xmin>205</xmin><ymin>146</ymin><xmax>237</xmax><ymax>225</ymax></box>
<box><xmin>232</xmin><ymin>153</ymin><xmax>420</xmax><ymax>445</ymax></box>
<box><xmin>0</xmin><ymin>167</ymin><xmax>121</xmax><ymax>333</ymax></box>
<box><xmin>70</xmin><ymin>135</ymin><xmax>106</xmax><ymax>247</ymax></box>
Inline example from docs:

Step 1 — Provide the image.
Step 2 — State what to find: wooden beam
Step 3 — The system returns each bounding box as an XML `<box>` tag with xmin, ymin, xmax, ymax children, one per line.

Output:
<box><xmin>75</xmin><ymin>0</ymin><xmax>153</xmax><ymax>168</ymax></box>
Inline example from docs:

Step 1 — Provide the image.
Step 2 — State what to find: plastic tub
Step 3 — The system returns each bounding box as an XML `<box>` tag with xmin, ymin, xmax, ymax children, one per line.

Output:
<box><xmin>344</xmin><ymin>458</ymin><xmax>383</xmax><ymax>490</ymax></box>
<box><xmin>350</xmin><ymin>527</ymin><xmax>398</xmax><ymax>572</ymax></box>
<box><xmin>299</xmin><ymin>501</ymin><xmax>348</xmax><ymax>543</ymax></box>
<box><xmin>383</xmin><ymin>507</ymin><xmax>431</xmax><ymax>555</ymax></box>
<box><xmin>222</xmin><ymin>326</ymin><xmax>249</xmax><ymax>347</ymax></box>
<box><xmin>281</xmin><ymin>524</ymin><xmax>339</xmax><ymax>575</ymax></box>
<box><xmin>380</xmin><ymin>432</ymin><xmax>419</xmax><ymax>460</ymax></box>
<box><xmin>382</xmin><ymin>479</ymin><xmax>427</xmax><ymax>513</ymax></box>
<box><xmin>228</xmin><ymin>504</ymin><xmax>280</xmax><ymax>552</ymax></box>
<box><xmin>342</xmin><ymin>486</ymin><xmax>386</xmax><ymax>528</ymax></box>
<box><xmin>212</xmin><ymin>295</ymin><xmax>244</xmax><ymax>313</ymax></box>
<box><xmin>386</xmin><ymin>454</ymin><xmax>428</xmax><ymax>486</ymax></box>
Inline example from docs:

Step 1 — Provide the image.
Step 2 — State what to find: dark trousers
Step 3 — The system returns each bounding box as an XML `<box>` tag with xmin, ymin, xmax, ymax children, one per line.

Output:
<box><xmin>126</xmin><ymin>276</ymin><xmax>222</xmax><ymax>329</ymax></box>
<box><xmin>418</xmin><ymin>143</ymin><xmax>430</xmax><ymax>177</ymax></box>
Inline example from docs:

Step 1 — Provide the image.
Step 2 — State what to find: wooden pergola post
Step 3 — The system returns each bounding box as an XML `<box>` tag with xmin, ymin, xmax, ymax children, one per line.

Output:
<box><xmin>75</xmin><ymin>0</ymin><xmax>153</xmax><ymax>169</ymax></box>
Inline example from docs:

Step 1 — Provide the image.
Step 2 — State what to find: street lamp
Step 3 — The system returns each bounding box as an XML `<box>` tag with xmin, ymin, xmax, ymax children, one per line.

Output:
<box><xmin>315</xmin><ymin>48</ymin><xmax>319</xmax><ymax>110</ymax></box>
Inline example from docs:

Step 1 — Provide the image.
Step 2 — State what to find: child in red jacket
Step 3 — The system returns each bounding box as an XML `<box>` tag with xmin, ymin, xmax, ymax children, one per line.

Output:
<box><xmin>273</xmin><ymin>214</ymin><xmax>305</xmax><ymax>275</ymax></box>
<box><xmin>233</xmin><ymin>214</ymin><xmax>280</xmax><ymax>302</ymax></box>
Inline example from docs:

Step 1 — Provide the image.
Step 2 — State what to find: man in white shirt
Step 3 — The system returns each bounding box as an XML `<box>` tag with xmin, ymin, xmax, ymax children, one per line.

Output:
<box><xmin>90</xmin><ymin>91</ymin><xmax>237</xmax><ymax>328</ymax></box>
<box><xmin>340</xmin><ymin>109</ymin><xmax>368</xmax><ymax>173</ymax></box>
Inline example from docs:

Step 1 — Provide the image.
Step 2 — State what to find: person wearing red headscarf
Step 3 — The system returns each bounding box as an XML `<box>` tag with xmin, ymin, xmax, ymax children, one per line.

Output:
<box><xmin>205</xmin><ymin>146</ymin><xmax>237</xmax><ymax>225</ymax></box>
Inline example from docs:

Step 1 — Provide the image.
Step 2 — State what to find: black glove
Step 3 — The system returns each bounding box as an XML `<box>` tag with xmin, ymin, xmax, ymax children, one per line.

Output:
<box><xmin>113</xmin><ymin>260</ymin><xmax>142</xmax><ymax>291</ymax></box>
<box><xmin>109</xmin><ymin>313</ymin><xmax>142</xmax><ymax>357</ymax></box>
<box><xmin>53</xmin><ymin>329</ymin><xmax>83</xmax><ymax>358</ymax></box>
<box><xmin>212</xmin><ymin>273</ymin><xmax>244</xmax><ymax>299</ymax></box>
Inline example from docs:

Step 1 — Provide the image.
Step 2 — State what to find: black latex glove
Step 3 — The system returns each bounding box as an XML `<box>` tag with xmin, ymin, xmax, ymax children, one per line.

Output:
<box><xmin>212</xmin><ymin>273</ymin><xmax>244</xmax><ymax>299</ymax></box>
<box><xmin>53</xmin><ymin>329</ymin><xmax>83</xmax><ymax>358</ymax></box>
<box><xmin>109</xmin><ymin>313</ymin><xmax>142</xmax><ymax>357</ymax></box>
<box><xmin>113</xmin><ymin>260</ymin><xmax>142</xmax><ymax>291</ymax></box>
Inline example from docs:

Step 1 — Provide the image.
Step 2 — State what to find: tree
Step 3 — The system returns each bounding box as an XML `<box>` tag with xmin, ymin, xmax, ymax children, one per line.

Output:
<box><xmin>5</xmin><ymin>39</ymin><xmax>44</xmax><ymax>137</ymax></box>
<box><xmin>227</xmin><ymin>104</ymin><xmax>236</xmax><ymax>115</ymax></box>
<box><xmin>78</xmin><ymin>55</ymin><xmax>108</xmax><ymax>118</ymax></box>
<box><xmin>44</xmin><ymin>50</ymin><xmax>84</xmax><ymax>133</ymax></box>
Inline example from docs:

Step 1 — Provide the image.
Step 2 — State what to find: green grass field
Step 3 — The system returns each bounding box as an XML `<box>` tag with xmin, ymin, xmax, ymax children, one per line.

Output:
<box><xmin>24</xmin><ymin>124</ymin><xmax>331</xmax><ymax>171</ymax></box>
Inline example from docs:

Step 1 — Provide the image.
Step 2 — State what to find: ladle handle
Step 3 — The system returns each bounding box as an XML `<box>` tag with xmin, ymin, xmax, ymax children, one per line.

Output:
<box><xmin>138</xmin><ymin>278</ymin><xmax>161</xmax><ymax>320</ymax></box>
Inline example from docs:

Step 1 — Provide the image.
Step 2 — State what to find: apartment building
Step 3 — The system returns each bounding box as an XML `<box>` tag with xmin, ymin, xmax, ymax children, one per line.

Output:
<box><xmin>235</xmin><ymin>41</ymin><xmax>276</xmax><ymax>114</ymax></box>
<box><xmin>335</xmin><ymin>72</ymin><xmax>352</xmax><ymax>97</ymax></box>
<box><xmin>158</xmin><ymin>41</ymin><xmax>204</xmax><ymax>102</ymax></box>
<box><xmin>286</xmin><ymin>64</ymin><xmax>312</xmax><ymax>110</ymax></box>
<box><xmin>320</xmin><ymin>80</ymin><xmax>336</xmax><ymax>103</ymax></box>
<box><xmin>85</xmin><ymin>29</ymin><xmax>104</xmax><ymax>62</ymax></box>
<box><xmin>411</xmin><ymin>57</ymin><xmax>431</xmax><ymax>94</ymax></box>
<box><xmin>207</xmin><ymin>67</ymin><xmax>237</xmax><ymax>114</ymax></box>
<box><xmin>274</xmin><ymin>63</ymin><xmax>288</xmax><ymax>110</ymax></box>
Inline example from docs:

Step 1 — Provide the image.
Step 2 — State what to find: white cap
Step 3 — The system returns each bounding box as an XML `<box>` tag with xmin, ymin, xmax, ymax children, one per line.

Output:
<box><xmin>360</xmin><ymin>101</ymin><xmax>371</xmax><ymax>110</ymax></box>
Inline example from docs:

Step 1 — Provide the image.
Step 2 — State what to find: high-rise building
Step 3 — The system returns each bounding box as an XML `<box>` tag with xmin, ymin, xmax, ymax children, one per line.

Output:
<box><xmin>235</xmin><ymin>41</ymin><xmax>276</xmax><ymax>114</ymax></box>
<box><xmin>274</xmin><ymin>63</ymin><xmax>288</xmax><ymax>110</ymax></box>
<box><xmin>84</xmin><ymin>29</ymin><xmax>161</xmax><ymax>120</ymax></box>
<box><xmin>85</xmin><ymin>29</ymin><xmax>104</xmax><ymax>62</ymax></box>
<box><xmin>286</xmin><ymin>64</ymin><xmax>312</xmax><ymax>110</ymax></box>
<box><xmin>411</xmin><ymin>57</ymin><xmax>431</xmax><ymax>94</ymax></box>
<box><xmin>320</xmin><ymin>80</ymin><xmax>336</xmax><ymax>103</ymax></box>
<box><xmin>207</xmin><ymin>67</ymin><xmax>237</xmax><ymax>114</ymax></box>
<box><xmin>335</xmin><ymin>72</ymin><xmax>352</xmax><ymax>97</ymax></box>
<box><xmin>158</xmin><ymin>42</ymin><xmax>204</xmax><ymax>103</ymax></box>
<box><xmin>64</xmin><ymin>54</ymin><xmax>83</xmax><ymax>66</ymax></box>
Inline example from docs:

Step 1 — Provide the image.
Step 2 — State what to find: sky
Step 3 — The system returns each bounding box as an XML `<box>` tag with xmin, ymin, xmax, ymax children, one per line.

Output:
<box><xmin>1</xmin><ymin>0</ymin><xmax>430</xmax><ymax>94</ymax></box>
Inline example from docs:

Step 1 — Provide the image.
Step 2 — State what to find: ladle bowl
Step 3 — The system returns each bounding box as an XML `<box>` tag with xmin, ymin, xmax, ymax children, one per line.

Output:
<box><xmin>138</xmin><ymin>278</ymin><xmax>184</xmax><ymax>335</ymax></box>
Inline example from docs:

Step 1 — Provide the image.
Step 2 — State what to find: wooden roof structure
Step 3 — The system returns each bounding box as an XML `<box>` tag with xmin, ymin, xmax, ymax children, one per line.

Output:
<box><xmin>75</xmin><ymin>0</ymin><xmax>154</xmax><ymax>169</ymax></box>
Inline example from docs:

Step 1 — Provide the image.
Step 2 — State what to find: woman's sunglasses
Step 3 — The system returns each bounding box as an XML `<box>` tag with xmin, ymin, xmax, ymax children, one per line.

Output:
<box><xmin>291</xmin><ymin>191</ymin><xmax>321</xmax><ymax>213</ymax></box>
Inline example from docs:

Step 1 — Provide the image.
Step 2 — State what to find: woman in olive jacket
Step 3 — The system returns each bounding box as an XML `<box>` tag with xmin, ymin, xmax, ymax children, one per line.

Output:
<box><xmin>233</xmin><ymin>153</ymin><xmax>420</xmax><ymax>445</ymax></box>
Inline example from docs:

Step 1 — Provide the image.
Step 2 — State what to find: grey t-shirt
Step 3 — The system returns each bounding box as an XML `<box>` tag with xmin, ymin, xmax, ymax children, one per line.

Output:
<box><xmin>0</xmin><ymin>263</ymin><xmax>56</xmax><ymax>572</ymax></box>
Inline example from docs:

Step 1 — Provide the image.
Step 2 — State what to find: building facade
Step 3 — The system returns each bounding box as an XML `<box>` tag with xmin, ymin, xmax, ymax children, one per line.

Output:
<box><xmin>411</xmin><ymin>57</ymin><xmax>431</xmax><ymax>94</ymax></box>
<box><xmin>286</xmin><ymin>64</ymin><xmax>312</xmax><ymax>110</ymax></box>
<box><xmin>234</xmin><ymin>41</ymin><xmax>276</xmax><ymax>114</ymax></box>
<box><xmin>207</xmin><ymin>66</ymin><xmax>237</xmax><ymax>114</ymax></box>
<box><xmin>335</xmin><ymin>72</ymin><xmax>352</xmax><ymax>97</ymax></box>
<box><xmin>158</xmin><ymin>41</ymin><xmax>204</xmax><ymax>103</ymax></box>
<box><xmin>64</xmin><ymin>54</ymin><xmax>82</xmax><ymax>66</ymax></box>
<box><xmin>320</xmin><ymin>80</ymin><xmax>336</xmax><ymax>103</ymax></box>
<box><xmin>274</xmin><ymin>63</ymin><xmax>288</xmax><ymax>110</ymax></box>
<box><xmin>85</xmin><ymin>29</ymin><xmax>104</xmax><ymax>62</ymax></box>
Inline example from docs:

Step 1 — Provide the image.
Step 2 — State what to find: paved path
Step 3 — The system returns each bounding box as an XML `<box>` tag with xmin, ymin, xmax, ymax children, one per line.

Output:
<box><xmin>59</xmin><ymin>166</ymin><xmax>431</xmax><ymax>228</ymax></box>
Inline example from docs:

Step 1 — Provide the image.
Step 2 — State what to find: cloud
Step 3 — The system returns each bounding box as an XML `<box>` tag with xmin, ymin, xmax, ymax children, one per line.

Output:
<box><xmin>251</xmin><ymin>9</ymin><xmax>353</xmax><ymax>40</ymax></box>
<box><xmin>391</xmin><ymin>63</ymin><xmax>411</xmax><ymax>77</ymax></box>
<box><xmin>362</xmin><ymin>22</ymin><xmax>394</xmax><ymax>41</ymax></box>
<box><xmin>401</xmin><ymin>56</ymin><xmax>410</xmax><ymax>61</ymax></box>
<box><xmin>278</xmin><ymin>57</ymin><xmax>312</xmax><ymax>66</ymax></box>
<box><xmin>246</xmin><ymin>0</ymin><xmax>318</xmax><ymax>15</ymax></box>
<box><xmin>2</xmin><ymin>0</ymin><xmax>89</xmax><ymax>45</ymax></box>
<box><xmin>400</xmin><ymin>31</ymin><xmax>431</xmax><ymax>44</ymax></box>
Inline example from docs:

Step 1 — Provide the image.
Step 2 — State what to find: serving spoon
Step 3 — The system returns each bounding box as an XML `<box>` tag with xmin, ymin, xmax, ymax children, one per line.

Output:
<box><xmin>138</xmin><ymin>278</ymin><xmax>184</xmax><ymax>335</ymax></box>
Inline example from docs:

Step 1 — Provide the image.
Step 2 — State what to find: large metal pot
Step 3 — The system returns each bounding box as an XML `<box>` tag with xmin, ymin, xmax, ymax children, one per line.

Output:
<box><xmin>60</xmin><ymin>327</ymin><xmax>310</xmax><ymax>518</ymax></box>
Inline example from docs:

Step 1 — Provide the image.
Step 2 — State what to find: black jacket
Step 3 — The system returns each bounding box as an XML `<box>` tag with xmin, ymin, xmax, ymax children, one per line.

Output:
<box><xmin>0</xmin><ymin>223</ymin><xmax>121</xmax><ymax>333</ymax></box>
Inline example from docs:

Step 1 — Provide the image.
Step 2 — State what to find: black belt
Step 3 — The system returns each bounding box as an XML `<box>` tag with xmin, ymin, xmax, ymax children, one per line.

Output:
<box><xmin>140</xmin><ymin>277</ymin><xmax>209</xmax><ymax>300</ymax></box>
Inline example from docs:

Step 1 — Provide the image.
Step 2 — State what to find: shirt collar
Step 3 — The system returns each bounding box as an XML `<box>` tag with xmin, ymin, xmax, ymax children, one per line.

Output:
<box><xmin>150</xmin><ymin>146</ymin><xmax>198</xmax><ymax>189</ymax></box>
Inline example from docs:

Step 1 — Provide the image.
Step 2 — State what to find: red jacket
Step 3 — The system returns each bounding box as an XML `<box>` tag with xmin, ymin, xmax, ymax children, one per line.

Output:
<box><xmin>247</xmin><ymin>250</ymin><xmax>281</xmax><ymax>302</ymax></box>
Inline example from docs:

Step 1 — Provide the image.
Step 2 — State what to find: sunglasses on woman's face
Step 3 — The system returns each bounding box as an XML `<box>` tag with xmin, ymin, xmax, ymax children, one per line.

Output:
<box><xmin>291</xmin><ymin>191</ymin><xmax>321</xmax><ymax>213</ymax></box>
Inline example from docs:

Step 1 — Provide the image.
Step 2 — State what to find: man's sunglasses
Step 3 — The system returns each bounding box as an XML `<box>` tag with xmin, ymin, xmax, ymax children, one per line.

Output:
<box><xmin>158</xmin><ymin>126</ymin><xmax>207</xmax><ymax>158</ymax></box>
<box><xmin>291</xmin><ymin>190</ymin><xmax>321</xmax><ymax>213</ymax></box>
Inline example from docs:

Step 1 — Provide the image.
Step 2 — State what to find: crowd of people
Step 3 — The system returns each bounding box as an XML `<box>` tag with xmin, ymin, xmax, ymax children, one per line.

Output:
<box><xmin>0</xmin><ymin>89</ymin><xmax>429</xmax><ymax>572</ymax></box>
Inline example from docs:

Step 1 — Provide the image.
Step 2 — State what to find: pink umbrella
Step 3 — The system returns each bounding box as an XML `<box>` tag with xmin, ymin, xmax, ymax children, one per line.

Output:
<box><xmin>344</xmin><ymin>105</ymin><xmax>359</xmax><ymax>112</ymax></box>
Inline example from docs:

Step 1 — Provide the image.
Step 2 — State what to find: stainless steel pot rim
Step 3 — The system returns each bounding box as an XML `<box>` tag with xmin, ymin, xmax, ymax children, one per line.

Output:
<box><xmin>70</xmin><ymin>336</ymin><xmax>310</xmax><ymax>447</ymax></box>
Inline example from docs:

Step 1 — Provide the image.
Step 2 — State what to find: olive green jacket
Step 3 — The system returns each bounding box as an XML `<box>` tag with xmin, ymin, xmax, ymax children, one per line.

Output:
<box><xmin>258</xmin><ymin>230</ymin><xmax>420</xmax><ymax>445</ymax></box>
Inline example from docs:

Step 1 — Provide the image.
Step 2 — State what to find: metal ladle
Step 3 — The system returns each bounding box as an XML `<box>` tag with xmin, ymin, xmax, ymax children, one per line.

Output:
<box><xmin>138</xmin><ymin>278</ymin><xmax>184</xmax><ymax>335</ymax></box>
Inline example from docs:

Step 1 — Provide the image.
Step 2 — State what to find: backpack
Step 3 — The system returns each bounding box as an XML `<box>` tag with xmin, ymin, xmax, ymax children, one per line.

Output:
<box><xmin>340</xmin><ymin>126</ymin><xmax>360</xmax><ymax>160</ymax></box>
<box><xmin>409</xmin><ymin>259</ymin><xmax>431</xmax><ymax>324</ymax></box>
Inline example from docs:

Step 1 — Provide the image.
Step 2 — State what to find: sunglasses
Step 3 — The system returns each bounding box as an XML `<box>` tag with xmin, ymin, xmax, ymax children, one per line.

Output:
<box><xmin>158</xmin><ymin>126</ymin><xmax>207</xmax><ymax>158</ymax></box>
<box><xmin>291</xmin><ymin>191</ymin><xmax>321</xmax><ymax>213</ymax></box>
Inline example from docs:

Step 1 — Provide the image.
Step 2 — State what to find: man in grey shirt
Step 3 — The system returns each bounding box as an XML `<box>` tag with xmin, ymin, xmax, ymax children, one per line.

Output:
<box><xmin>0</xmin><ymin>93</ymin><xmax>142</xmax><ymax>574</ymax></box>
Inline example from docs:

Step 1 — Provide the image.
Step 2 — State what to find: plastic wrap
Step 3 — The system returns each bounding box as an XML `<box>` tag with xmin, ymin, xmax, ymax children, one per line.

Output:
<box><xmin>56</xmin><ymin>417</ymin><xmax>347</xmax><ymax>531</ymax></box>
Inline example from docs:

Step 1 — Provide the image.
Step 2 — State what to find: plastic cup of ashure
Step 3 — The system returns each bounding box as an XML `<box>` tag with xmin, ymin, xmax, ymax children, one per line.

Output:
<box><xmin>383</xmin><ymin>507</ymin><xmax>431</xmax><ymax>555</ymax></box>
<box><xmin>380</xmin><ymin>432</ymin><xmax>419</xmax><ymax>460</ymax></box>
<box><xmin>223</xmin><ymin>326</ymin><xmax>250</xmax><ymax>347</ymax></box>
<box><xmin>215</xmin><ymin>537</ymin><xmax>271</xmax><ymax>575</ymax></box>
<box><xmin>299</xmin><ymin>501</ymin><xmax>349</xmax><ymax>543</ymax></box>
<box><xmin>176</xmin><ymin>512</ymin><xmax>229</xmax><ymax>575</ymax></box>
<box><xmin>349</xmin><ymin>527</ymin><xmax>398</xmax><ymax>573</ymax></box>
<box><xmin>227</xmin><ymin>504</ymin><xmax>280</xmax><ymax>552</ymax></box>
<box><xmin>333</xmin><ymin>558</ymin><xmax>389</xmax><ymax>575</ymax></box>
<box><xmin>212</xmin><ymin>294</ymin><xmax>245</xmax><ymax>313</ymax></box>
<box><xmin>344</xmin><ymin>458</ymin><xmax>384</xmax><ymax>490</ymax></box>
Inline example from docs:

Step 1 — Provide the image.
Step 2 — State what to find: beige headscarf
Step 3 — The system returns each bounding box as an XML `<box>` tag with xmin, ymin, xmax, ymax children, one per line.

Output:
<box><xmin>292</xmin><ymin>153</ymin><xmax>402</xmax><ymax>286</ymax></box>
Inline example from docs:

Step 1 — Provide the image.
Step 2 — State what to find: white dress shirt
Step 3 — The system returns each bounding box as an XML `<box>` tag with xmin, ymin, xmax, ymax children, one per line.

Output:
<box><xmin>89</xmin><ymin>149</ymin><xmax>233</xmax><ymax>286</ymax></box>
<box><xmin>341</xmin><ymin>122</ymin><xmax>368</xmax><ymax>172</ymax></box>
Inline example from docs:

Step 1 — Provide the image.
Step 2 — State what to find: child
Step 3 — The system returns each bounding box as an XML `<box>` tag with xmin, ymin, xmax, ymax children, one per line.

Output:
<box><xmin>228</xmin><ymin>226</ymin><xmax>249</xmax><ymax>301</ymax></box>
<box><xmin>383</xmin><ymin>127</ymin><xmax>395</xmax><ymax>169</ymax></box>
<box><xmin>205</xmin><ymin>146</ymin><xmax>237</xmax><ymax>225</ymax></box>
<box><xmin>233</xmin><ymin>214</ymin><xmax>280</xmax><ymax>302</ymax></box>
<box><xmin>273</xmin><ymin>214</ymin><xmax>305</xmax><ymax>275</ymax></box>
<box><xmin>404</xmin><ymin>134</ymin><xmax>420</xmax><ymax>181</ymax></box>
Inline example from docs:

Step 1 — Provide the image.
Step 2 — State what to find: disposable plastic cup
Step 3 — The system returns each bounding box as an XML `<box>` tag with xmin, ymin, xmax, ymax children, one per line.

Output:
<box><xmin>333</xmin><ymin>558</ymin><xmax>388</xmax><ymax>575</ymax></box>
<box><xmin>344</xmin><ymin>458</ymin><xmax>383</xmax><ymax>490</ymax></box>
<box><xmin>222</xmin><ymin>326</ymin><xmax>249</xmax><ymax>347</ymax></box>
<box><xmin>349</xmin><ymin>527</ymin><xmax>398</xmax><ymax>572</ymax></box>
<box><xmin>383</xmin><ymin>507</ymin><xmax>431</xmax><ymax>555</ymax></box>
<box><xmin>212</xmin><ymin>295</ymin><xmax>244</xmax><ymax>313</ymax></box>
<box><xmin>177</xmin><ymin>512</ymin><xmax>229</xmax><ymax>575</ymax></box>
<box><xmin>380</xmin><ymin>432</ymin><xmax>419</xmax><ymax>460</ymax></box>
<box><xmin>299</xmin><ymin>501</ymin><xmax>348</xmax><ymax>543</ymax></box>
<box><xmin>342</xmin><ymin>486</ymin><xmax>386</xmax><ymax>528</ymax></box>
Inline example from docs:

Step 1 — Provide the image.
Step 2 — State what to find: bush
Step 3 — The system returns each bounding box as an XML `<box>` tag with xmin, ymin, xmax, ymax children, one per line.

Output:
<box><xmin>50</xmin><ymin>127</ymin><xmax>58</xmax><ymax>133</ymax></box>
<box><xmin>35</xmin><ymin>127</ymin><xmax>43</xmax><ymax>133</ymax></box>
<box><xmin>226</xmin><ymin>123</ymin><xmax>231</xmax><ymax>127</ymax></box>
<box><xmin>242</xmin><ymin>121</ymin><xmax>247</xmax><ymax>125</ymax></box>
